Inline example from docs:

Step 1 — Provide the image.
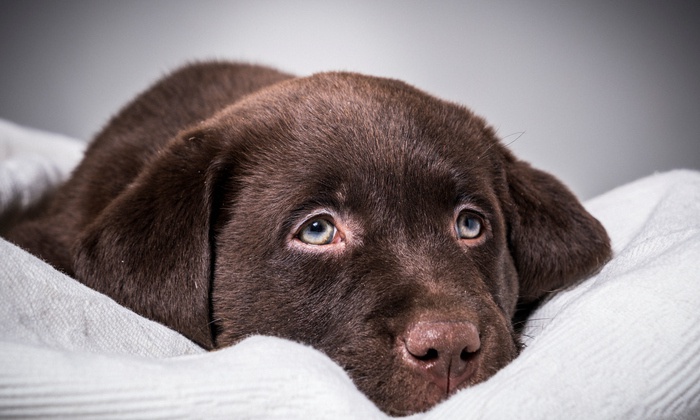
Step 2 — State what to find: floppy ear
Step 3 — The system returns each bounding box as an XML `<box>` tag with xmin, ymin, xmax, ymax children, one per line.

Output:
<box><xmin>73</xmin><ymin>130</ymin><xmax>233</xmax><ymax>349</ymax></box>
<box><xmin>503</xmin><ymin>157</ymin><xmax>611</xmax><ymax>303</ymax></box>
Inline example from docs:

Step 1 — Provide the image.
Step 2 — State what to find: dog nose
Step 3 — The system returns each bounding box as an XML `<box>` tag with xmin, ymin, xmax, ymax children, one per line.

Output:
<box><xmin>402</xmin><ymin>321</ymin><xmax>481</xmax><ymax>394</ymax></box>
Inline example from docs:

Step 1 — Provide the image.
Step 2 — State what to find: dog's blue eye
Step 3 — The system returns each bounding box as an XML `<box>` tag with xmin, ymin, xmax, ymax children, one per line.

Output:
<box><xmin>456</xmin><ymin>212</ymin><xmax>482</xmax><ymax>239</ymax></box>
<box><xmin>298</xmin><ymin>218</ymin><xmax>337</xmax><ymax>245</ymax></box>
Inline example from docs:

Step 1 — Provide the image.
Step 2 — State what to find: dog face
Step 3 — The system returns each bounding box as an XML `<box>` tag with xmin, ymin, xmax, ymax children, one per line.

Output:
<box><xmin>209</xmin><ymin>75</ymin><xmax>523</xmax><ymax>413</ymax></box>
<box><xmin>34</xmin><ymin>66</ymin><xmax>610</xmax><ymax>414</ymax></box>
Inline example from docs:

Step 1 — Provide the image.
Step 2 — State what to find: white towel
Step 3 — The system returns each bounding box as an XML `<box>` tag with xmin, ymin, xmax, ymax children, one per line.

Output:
<box><xmin>1</xmin><ymin>119</ymin><xmax>698</xmax><ymax>419</ymax></box>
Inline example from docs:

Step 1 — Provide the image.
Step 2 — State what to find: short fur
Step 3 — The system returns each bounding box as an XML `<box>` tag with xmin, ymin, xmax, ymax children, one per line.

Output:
<box><xmin>5</xmin><ymin>62</ymin><xmax>611</xmax><ymax>415</ymax></box>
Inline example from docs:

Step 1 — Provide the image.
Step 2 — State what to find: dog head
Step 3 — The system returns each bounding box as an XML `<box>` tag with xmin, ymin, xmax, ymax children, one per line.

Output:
<box><xmin>74</xmin><ymin>71</ymin><xmax>611</xmax><ymax>414</ymax></box>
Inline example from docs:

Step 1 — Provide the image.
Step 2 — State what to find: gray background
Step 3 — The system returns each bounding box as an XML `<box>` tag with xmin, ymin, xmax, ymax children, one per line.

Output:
<box><xmin>1</xmin><ymin>0</ymin><xmax>698</xmax><ymax>200</ymax></box>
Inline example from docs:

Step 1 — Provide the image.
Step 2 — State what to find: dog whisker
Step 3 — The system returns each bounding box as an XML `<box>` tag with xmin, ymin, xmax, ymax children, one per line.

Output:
<box><xmin>476</xmin><ymin>131</ymin><xmax>525</xmax><ymax>161</ymax></box>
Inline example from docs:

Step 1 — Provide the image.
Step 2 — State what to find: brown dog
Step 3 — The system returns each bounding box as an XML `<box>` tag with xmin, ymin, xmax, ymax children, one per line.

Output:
<box><xmin>5</xmin><ymin>62</ymin><xmax>611</xmax><ymax>415</ymax></box>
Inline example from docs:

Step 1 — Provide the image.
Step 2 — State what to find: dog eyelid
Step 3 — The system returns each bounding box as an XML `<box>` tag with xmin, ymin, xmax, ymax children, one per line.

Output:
<box><xmin>455</xmin><ymin>208</ymin><xmax>487</xmax><ymax>243</ymax></box>
<box><xmin>297</xmin><ymin>218</ymin><xmax>337</xmax><ymax>245</ymax></box>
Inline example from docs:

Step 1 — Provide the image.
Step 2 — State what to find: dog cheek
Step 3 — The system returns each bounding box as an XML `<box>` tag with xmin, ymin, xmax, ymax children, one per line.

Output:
<box><xmin>482</xmin><ymin>248</ymin><xmax>519</xmax><ymax>320</ymax></box>
<box><xmin>210</xmin><ymin>248</ymin><xmax>358</xmax><ymax>348</ymax></box>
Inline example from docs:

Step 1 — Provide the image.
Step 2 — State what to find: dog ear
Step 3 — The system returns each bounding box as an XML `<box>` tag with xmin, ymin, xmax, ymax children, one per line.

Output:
<box><xmin>503</xmin><ymin>155</ymin><xmax>611</xmax><ymax>304</ymax></box>
<box><xmin>73</xmin><ymin>128</ymin><xmax>233</xmax><ymax>349</ymax></box>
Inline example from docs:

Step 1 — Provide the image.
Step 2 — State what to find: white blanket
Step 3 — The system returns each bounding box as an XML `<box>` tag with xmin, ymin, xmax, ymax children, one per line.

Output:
<box><xmin>1</xmin><ymin>119</ymin><xmax>699</xmax><ymax>419</ymax></box>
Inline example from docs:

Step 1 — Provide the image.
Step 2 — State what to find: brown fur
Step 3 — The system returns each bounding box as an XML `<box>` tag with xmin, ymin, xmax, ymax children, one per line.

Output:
<box><xmin>5</xmin><ymin>62</ymin><xmax>611</xmax><ymax>415</ymax></box>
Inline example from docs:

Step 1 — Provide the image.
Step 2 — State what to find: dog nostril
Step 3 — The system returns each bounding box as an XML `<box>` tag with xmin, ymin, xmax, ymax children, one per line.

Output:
<box><xmin>413</xmin><ymin>347</ymin><xmax>439</xmax><ymax>361</ymax></box>
<box><xmin>460</xmin><ymin>347</ymin><xmax>477</xmax><ymax>361</ymax></box>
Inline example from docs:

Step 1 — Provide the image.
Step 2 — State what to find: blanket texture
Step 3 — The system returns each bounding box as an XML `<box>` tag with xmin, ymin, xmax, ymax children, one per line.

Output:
<box><xmin>1</xmin><ymin>119</ymin><xmax>699</xmax><ymax>419</ymax></box>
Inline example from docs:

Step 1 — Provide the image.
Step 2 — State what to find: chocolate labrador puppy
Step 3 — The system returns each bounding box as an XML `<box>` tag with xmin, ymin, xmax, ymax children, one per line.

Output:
<box><xmin>5</xmin><ymin>62</ymin><xmax>611</xmax><ymax>415</ymax></box>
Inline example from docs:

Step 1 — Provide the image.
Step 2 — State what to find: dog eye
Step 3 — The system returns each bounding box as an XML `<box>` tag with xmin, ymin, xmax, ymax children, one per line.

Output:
<box><xmin>456</xmin><ymin>212</ymin><xmax>483</xmax><ymax>239</ymax></box>
<box><xmin>298</xmin><ymin>218</ymin><xmax>338</xmax><ymax>245</ymax></box>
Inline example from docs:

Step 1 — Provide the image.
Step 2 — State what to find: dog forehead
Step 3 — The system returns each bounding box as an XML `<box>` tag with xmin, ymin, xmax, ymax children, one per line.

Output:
<box><xmin>224</xmin><ymin>71</ymin><xmax>505</xmax><ymax>213</ymax></box>
<box><xmin>235</xmin><ymin>72</ymin><xmax>500</xmax><ymax>171</ymax></box>
<box><xmin>228</xmin><ymin>70</ymin><xmax>496</xmax><ymax>146</ymax></box>
<box><xmin>238</xmin><ymin>127</ymin><xmax>499</xmax><ymax>223</ymax></box>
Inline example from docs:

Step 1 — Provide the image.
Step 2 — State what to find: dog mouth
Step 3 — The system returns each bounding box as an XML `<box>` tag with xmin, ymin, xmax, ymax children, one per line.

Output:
<box><xmin>334</xmin><ymin>338</ymin><xmax>500</xmax><ymax>415</ymax></box>
<box><xmin>327</xmin><ymin>317</ymin><xmax>521</xmax><ymax>415</ymax></box>
<box><xmin>396</xmin><ymin>353</ymin><xmax>483</xmax><ymax>415</ymax></box>
<box><xmin>367</xmin><ymin>360</ymin><xmax>484</xmax><ymax>416</ymax></box>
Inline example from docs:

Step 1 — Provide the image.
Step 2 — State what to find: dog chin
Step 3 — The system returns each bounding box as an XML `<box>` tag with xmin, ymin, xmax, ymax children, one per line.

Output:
<box><xmin>351</xmin><ymin>352</ymin><xmax>509</xmax><ymax>415</ymax></box>
<box><xmin>362</xmin><ymin>371</ymin><xmax>474</xmax><ymax>415</ymax></box>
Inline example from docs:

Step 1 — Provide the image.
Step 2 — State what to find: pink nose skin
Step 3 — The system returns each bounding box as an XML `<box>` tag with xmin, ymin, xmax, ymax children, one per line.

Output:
<box><xmin>402</xmin><ymin>321</ymin><xmax>481</xmax><ymax>394</ymax></box>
